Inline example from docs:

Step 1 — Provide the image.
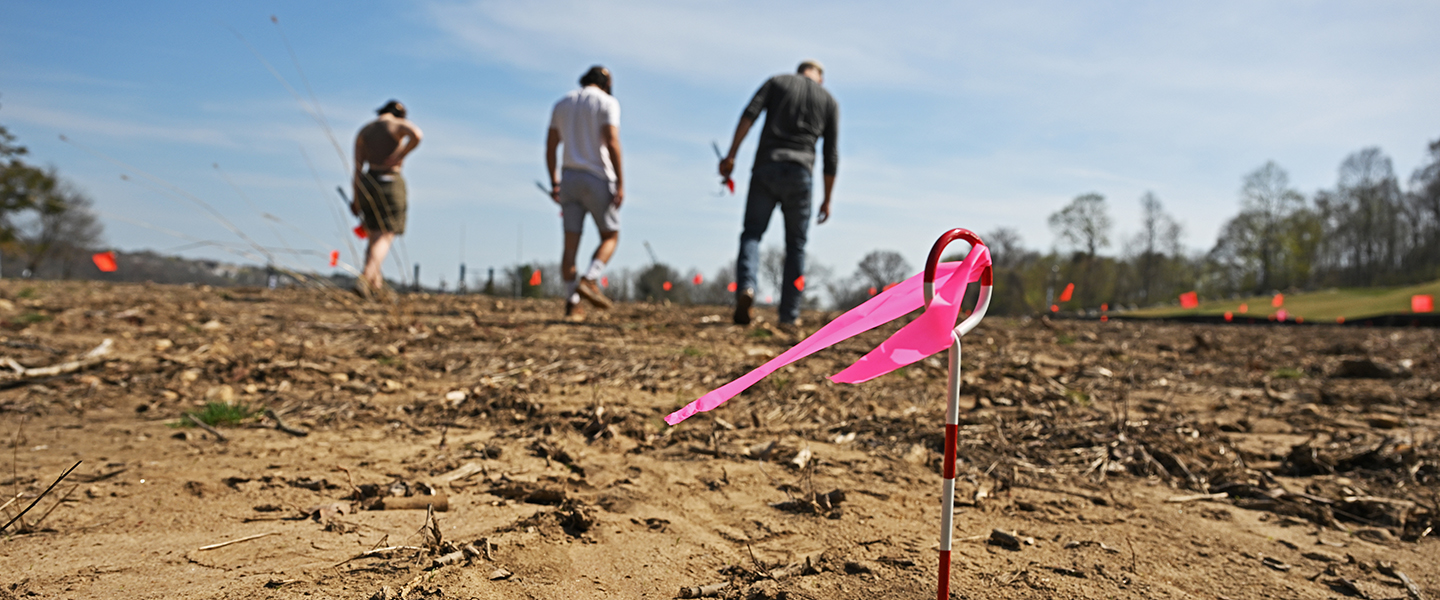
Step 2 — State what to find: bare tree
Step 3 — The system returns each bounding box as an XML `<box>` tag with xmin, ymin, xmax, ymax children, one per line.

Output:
<box><xmin>855</xmin><ymin>250</ymin><xmax>911</xmax><ymax>290</ymax></box>
<box><xmin>1048</xmin><ymin>193</ymin><xmax>1111</xmax><ymax>258</ymax></box>
<box><xmin>1128</xmin><ymin>192</ymin><xmax>1183</xmax><ymax>300</ymax></box>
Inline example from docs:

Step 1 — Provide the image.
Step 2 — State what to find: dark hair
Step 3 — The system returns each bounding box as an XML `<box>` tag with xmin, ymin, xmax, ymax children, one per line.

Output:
<box><xmin>579</xmin><ymin>66</ymin><xmax>611</xmax><ymax>93</ymax></box>
<box><xmin>376</xmin><ymin>100</ymin><xmax>406</xmax><ymax>119</ymax></box>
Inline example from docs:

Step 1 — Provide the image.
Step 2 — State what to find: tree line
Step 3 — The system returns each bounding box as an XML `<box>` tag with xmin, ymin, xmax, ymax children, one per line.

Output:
<box><xmin>0</xmin><ymin>115</ymin><xmax>105</xmax><ymax>278</ymax></box>
<box><xmin>983</xmin><ymin>138</ymin><xmax>1440</xmax><ymax>315</ymax></box>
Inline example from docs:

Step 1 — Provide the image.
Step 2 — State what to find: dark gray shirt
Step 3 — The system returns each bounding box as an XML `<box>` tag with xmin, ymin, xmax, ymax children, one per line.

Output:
<box><xmin>741</xmin><ymin>74</ymin><xmax>839</xmax><ymax>176</ymax></box>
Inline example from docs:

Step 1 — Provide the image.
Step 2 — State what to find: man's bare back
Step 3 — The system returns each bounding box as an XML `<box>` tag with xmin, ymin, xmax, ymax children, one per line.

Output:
<box><xmin>356</xmin><ymin>114</ymin><xmax>422</xmax><ymax>173</ymax></box>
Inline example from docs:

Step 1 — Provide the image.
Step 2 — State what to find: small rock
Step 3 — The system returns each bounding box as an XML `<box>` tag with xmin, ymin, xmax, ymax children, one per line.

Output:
<box><xmin>381</xmin><ymin>379</ymin><xmax>403</xmax><ymax>392</ymax></box>
<box><xmin>843</xmin><ymin>560</ymin><xmax>877</xmax><ymax>574</ymax></box>
<box><xmin>153</xmin><ymin>339</ymin><xmax>173</xmax><ymax>351</ymax></box>
<box><xmin>161</xmin><ymin>390</ymin><xmax>180</xmax><ymax>401</ymax></box>
<box><xmin>1301</xmin><ymin>550</ymin><xmax>1342</xmax><ymax>563</ymax></box>
<box><xmin>329</xmin><ymin>372</ymin><xmax>350</xmax><ymax>384</ymax></box>
<box><xmin>790</xmin><ymin>447</ymin><xmax>812</xmax><ymax>470</ymax></box>
<box><xmin>200</xmin><ymin>320</ymin><xmax>224</xmax><ymax>331</ymax></box>
<box><xmin>204</xmin><ymin>385</ymin><xmax>235</xmax><ymax>404</ymax></box>
<box><xmin>488</xmin><ymin>567</ymin><xmax>513</xmax><ymax>581</ymax></box>
<box><xmin>902</xmin><ymin>444</ymin><xmax>929</xmax><ymax>465</ymax></box>
<box><xmin>1354</xmin><ymin>527</ymin><xmax>1395</xmax><ymax>545</ymax></box>
<box><xmin>989</xmin><ymin>528</ymin><xmax>1022</xmax><ymax>550</ymax></box>
<box><xmin>1333</xmin><ymin>358</ymin><xmax>1410</xmax><ymax>379</ymax></box>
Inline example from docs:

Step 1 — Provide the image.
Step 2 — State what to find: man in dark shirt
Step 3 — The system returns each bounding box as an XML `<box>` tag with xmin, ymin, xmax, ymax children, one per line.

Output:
<box><xmin>719</xmin><ymin>60</ymin><xmax>839</xmax><ymax>327</ymax></box>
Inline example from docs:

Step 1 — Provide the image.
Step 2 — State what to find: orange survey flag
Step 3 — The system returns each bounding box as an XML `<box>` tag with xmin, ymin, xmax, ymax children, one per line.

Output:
<box><xmin>1179</xmin><ymin>291</ymin><xmax>1199</xmax><ymax>309</ymax></box>
<box><xmin>1272</xmin><ymin>293</ymin><xmax>1284</xmax><ymax>307</ymax></box>
<box><xmin>529</xmin><ymin>270</ymin><xmax>542</xmax><ymax>286</ymax></box>
<box><xmin>693</xmin><ymin>274</ymin><xmax>704</xmax><ymax>285</ymax></box>
<box><xmin>353</xmin><ymin>225</ymin><xmax>368</xmax><ymax>239</ymax></box>
<box><xmin>1413</xmin><ymin>295</ymin><xmax>1434</xmax><ymax>313</ymax></box>
<box><xmin>92</xmin><ymin>251</ymin><xmax>118</xmax><ymax>272</ymax></box>
<box><xmin>663</xmin><ymin>281</ymin><xmax>672</xmax><ymax>291</ymax></box>
<box><xmin>329</xmin><ymin>250</ymin><xmax>339</xmax><ymax>267</ymax></box>
<box><xmin>794</xmin><ymin>275</ymin><xmax>805</xmax><ymax>291</ymax></box>
<box><xmin>727</xmin><ymin>282</ymin><xmax>737</xmax><ymax>292</ymax></box>
<box><xmin>1059</xmin><ymin>283</ymin><xmax>1074</xmax><ymax>302</ymax></box>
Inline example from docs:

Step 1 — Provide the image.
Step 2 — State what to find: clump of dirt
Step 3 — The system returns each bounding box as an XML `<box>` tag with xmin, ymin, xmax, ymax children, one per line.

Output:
<box><xmin>0</xmin><ymin>280</ymin><xmax>1437</xmax><ymax>599</ymax></box>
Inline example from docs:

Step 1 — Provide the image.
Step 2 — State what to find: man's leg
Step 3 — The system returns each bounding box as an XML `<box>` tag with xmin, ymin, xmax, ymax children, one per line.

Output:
<box><xmin>363</xmin><ymin>231</ymin><xmax>396</xmax><ymax>293</ymax></box>
<box><xmin>777</xmin><ymin>165</ymin><xmax>814</xmax><ymax>325</ymax></box>
<box><xmin>736</xmin><ymin>167</ymin><xmax>778</xmax><ymax>324</ymax></box>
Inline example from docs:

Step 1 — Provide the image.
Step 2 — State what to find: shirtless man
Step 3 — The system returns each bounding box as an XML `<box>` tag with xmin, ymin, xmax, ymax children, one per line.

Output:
<box><xmin>352</xmin><ymin>100</ymin><xmax>423</xmax><ymax>298</ymax></box>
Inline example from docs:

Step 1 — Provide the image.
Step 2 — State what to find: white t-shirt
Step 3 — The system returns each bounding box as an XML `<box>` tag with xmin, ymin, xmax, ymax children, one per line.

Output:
<box><xmin>549</xmin><ymin>86</ymin><xmax>621</xmax><ymax>182</ymax></box>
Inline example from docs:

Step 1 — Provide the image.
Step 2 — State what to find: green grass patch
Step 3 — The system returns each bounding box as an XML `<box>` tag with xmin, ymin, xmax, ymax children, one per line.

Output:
<box><xmin>16</xmin><ymin>287</ymin><xmax>36</xmax><ymax>298</ymax></box>
<box><xmin>1126</xmin><ymin>278</ymin><xmax>1440</xmax><ymax>322</ymax></box>
<box><xmin>1065</xmin><ymin>389</ymin><xmax>1091</xmax><ymax>405</ymax></box>
<box><xmin>681</xmin><ymin>346</ymin><xmax>705</xmax><ymax>357</ymax></box>
<box><xmin>1056</xmin><ymin>334</ymin><xmax>1076</xmax><ymax>345</ymax></box>
<box><xmin>749</xmin><ymin>327</ymin><xmax>773</xmax><ymax>339</ymax></box>
<box><xmin>375</xmin><ymin>356</ymin><xmax>396</xmax><ymax>366</ymax></box>
<box><xmin>179</xmin><ymin>402</ymin><xmax>259</xmax><ymax>427</ymax></box>
<box><xmin>16</xmin><ymin>312</ymin><xmax>50</xmax><ymax>324</ymax></box>
<box><xmin>1271</xmin><ymin>367</ymin><xmax>1305</xmax><ymax>379</ymax></box>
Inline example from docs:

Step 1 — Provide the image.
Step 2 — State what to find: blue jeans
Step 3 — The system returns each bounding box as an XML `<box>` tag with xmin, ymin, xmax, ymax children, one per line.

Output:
<box><xmin>736</xmin><ymin>161</ymin><xmax>812</xmax><ymax>324</ymax></box>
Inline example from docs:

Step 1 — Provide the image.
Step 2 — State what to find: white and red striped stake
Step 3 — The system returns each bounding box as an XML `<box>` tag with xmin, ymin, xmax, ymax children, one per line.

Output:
<box><xmin>923</xmin><ymin>229</ymin><xmax>992</xmax><ymax>600</ymax></box>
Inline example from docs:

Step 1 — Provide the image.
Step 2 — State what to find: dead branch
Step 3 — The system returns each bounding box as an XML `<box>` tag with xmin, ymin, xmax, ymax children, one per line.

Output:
<box><xmin>0</xmin><ymin>339</ymin><xmax>112</xmax><ymax>388</ymax></box>
<box><xmin>335</xmin><ymin>545</ymin><xmax>426</xmax><ymax>567</ymax></box>
<box><xmin>264</xmin><ymin>409</ymin><xmax>309</xmax><ymax>437</ymax></box>
<box><xmin>184</xmin><ymin>413</ymin><xmax>229</xmax><ymax>443</ymax></box>
<box><xmin>0</xmin><ymin>460</ymin><xmax>81</xmax><ymax>534</ymax></box>
<box><xmin>196</xmin><ymin>531</ymin><xmax>277</xmax><ymax>551</ymax></box>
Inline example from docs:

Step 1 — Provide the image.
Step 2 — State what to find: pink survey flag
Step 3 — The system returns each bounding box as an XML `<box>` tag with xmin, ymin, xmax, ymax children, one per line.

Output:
<box><xmin>666</xmin><ymin>244</ymin><xmax>992</xmax><ymax>425</ymax></box>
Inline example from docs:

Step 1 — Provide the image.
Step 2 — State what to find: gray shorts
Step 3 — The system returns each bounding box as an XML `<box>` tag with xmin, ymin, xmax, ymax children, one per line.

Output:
<box><xmin>560</xmin><ymin>168</ymin><xmax>620</xmax><ymax>234</ymax></box>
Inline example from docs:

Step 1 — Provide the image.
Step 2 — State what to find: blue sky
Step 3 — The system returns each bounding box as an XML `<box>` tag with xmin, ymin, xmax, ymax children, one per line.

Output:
<box><xmin>3</xmin><ymin>1</ymin><xmax>1438</xmax><ymax>296</ymax></box>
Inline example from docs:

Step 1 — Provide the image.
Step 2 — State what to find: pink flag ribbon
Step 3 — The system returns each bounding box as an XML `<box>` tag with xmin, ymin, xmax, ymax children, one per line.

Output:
<box><xmin>665</xmin><ymin>244</ymin><xmax>991</xmax><ymax>425</ymax></box>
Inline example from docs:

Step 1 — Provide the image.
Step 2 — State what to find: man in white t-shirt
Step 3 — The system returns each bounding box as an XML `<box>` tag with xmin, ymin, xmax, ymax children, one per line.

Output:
<box><xmin>546</xmin><ymin>65</ymin><xmax>624</xmax><ymax>319</ymax></box>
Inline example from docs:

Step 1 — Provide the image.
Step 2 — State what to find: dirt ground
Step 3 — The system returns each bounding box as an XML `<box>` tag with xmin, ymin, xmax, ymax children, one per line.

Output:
<box><xmin>0</xmin><ymin>280</ymin><xmax>1437</xmax><ymax>600</ymax></box>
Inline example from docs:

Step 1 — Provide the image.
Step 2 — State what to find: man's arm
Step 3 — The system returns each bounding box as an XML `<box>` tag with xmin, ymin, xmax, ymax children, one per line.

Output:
<box><xmin>718</xmin><ymin>116</ymin><xmax>754</xmax><ymax>180</ymax></box>
<box><xmin>601</xmin><ymin>124</ymin><xmax>624</xmax><ymax>207</ymax></box>
<box><xmin>382</xmin><ymin>121</ymin><xmax>424</xmax><ymax>169</ymax></box>
<box><xmin>545</xmin><ymin>128</ymin><xmax>562</xmax><ymax>203</ymax></box>
<box><xmin>351</xmin><ymin>135</ymin><xmax>366</xmax><ymax>216</ymax></box>
<box><xmin>819</xmin><ymin>175</ymin><xmax>835</xmax><ymax>224</ymax></box>
<box><xmin>818</xmin><ymin>100</ymin><xmax>839</xmax><ymax>224</ymax></box>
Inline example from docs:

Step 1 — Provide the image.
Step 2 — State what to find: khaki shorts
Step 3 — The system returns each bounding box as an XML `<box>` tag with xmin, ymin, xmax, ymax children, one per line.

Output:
<box><xmin>560</xmin><ymin>168</ymin><xmax>620</xmax><ymax>234</ymax></box>
<box><xmin>357</xmin><ymin>170</ymin><xmax>407</xmax><ymax>234</ymax></box>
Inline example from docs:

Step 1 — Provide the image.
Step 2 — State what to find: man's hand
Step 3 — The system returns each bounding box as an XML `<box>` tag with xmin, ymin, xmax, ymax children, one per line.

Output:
<box><xmin>719</xmin><ymin>157</ymin><xmax>735</xmax><ymax>180</ymax></box>
<box><xmin>612</xmin><ymin>184</ymin><xmax>625</xmax><ymax>209</ymax></box>
<box><xmin>817</xmin><ymin>200</ymin><xmax>831</xmax><ymax>224</ymax></box>
<box><xmin>550</xmin><ymin>180</ymin><xmax>561</xmax><ymax>204</ymax></box>
<box><xmin>350</xmin><ymin>181</ymin><xmax>362</xmax><ymax>216</ymax></box>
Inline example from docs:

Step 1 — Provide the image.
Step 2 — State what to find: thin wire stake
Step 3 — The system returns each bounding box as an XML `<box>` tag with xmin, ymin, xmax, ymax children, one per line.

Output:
<box><xmin>922</xmin><ymin>229</ymin><xmax>992</xmax><ymax>600</ymax></box>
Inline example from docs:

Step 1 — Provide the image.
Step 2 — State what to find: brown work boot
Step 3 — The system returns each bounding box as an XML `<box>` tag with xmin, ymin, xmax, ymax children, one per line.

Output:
<box><xmin>733</xmin><ymin>289</ymin><xmax>755</xmax><ymax>325</ymax></box>
<box><xmin>564</xmin><ymin>298</ymin><xmax>586</xmax><ymax>322</ymax></box>
<box><xmin>576</xmin><ymin>278</ymin><xmax>612</xmax><ymax>309</ymax></box>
